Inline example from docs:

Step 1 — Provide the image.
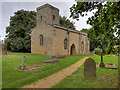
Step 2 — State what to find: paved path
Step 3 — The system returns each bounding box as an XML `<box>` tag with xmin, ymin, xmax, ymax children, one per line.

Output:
<box><xmin>22</xmin><ymin>57</ymin><xmax>89</xmax><ymax>88</ymax></box>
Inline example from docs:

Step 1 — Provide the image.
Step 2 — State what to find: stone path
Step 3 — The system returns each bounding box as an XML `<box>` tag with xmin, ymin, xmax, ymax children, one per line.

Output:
<box><xmin>22</xmin><ymin>57</ymin><xmax>89</xmax><ymax>88</ymax></box>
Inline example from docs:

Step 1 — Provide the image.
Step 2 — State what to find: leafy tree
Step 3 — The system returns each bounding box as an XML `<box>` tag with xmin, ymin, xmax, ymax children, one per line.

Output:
<box><xmin>60</xmin><ymin>16</ymin><xmax>76</xmax><ymax>30</ymax></box>
<box><xmin>5</xmin><ymin>9</ymin><xmax>36</xmax><ymax>52</ymax></box>
<box><xmin>80</xmin><ymin>28</ymin><xmax>100</xmax><ymax>51</ymax></box>
<box><xmin>70</xmin><ymin>1</ymin><xmax>120</xmax><ymax>67</ymax></box>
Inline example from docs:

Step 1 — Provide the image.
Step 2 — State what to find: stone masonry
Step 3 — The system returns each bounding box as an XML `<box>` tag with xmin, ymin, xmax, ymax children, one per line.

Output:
<box><xmin>31</xmin><ymin>4</ymin><xmax>90</xmax><ymax>56</ymax></box>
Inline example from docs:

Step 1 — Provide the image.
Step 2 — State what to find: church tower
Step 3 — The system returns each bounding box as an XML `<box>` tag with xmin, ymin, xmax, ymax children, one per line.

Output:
<box><xmin>31</xmin><ymin>4</ymin><xmax>60</xmax><ymax>56</ymax></box>
<box><xmin>36</xmin><ymin>4</ymin><xmax>59</xmax><ymax>25</ymax></box>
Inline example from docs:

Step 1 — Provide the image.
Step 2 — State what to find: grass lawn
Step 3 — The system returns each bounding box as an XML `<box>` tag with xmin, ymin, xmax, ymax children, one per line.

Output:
<box><xmin>2</xmin><ymin>52</ymin><xmax>87</xmax><ymax>88</ymax></box>
<box><xmin>52</xmin><ymin>55</ymin><xmax>118</xmax><ymax>88</ymax></box>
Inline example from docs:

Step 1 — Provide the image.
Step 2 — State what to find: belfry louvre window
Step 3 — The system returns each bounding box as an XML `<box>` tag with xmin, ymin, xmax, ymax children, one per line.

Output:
<box><xmin>64</xmin><ymin>38</ymin><xmax>68</xmax><ymax>50</ymax></box>
<box><xmin>40</xmin><ymin>35</ymin><xmax>43</xmax><ymax>46</ymax></box>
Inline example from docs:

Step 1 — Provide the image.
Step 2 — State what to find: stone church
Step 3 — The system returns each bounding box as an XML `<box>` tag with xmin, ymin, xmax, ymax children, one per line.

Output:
<box><xmin>31</xmin><ymin>4</ymin><xmax>90</xmax><ymax>56</ymax></box>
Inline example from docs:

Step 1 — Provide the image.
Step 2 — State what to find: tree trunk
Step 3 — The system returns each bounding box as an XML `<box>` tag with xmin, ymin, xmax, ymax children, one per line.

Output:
<box><xmin>101</xmin><ymin>53</ymin><xmax>103</xmax><ymax>63</ymax></box>
<box><xmin>99</xmin><ymin>53</ymin><xmax>105</xmax><ymax>67</ymax></box>
<box><xmin>118</xmin><ymin>46</ymin><xmax>120</xmax><ymax>88</ymax></box>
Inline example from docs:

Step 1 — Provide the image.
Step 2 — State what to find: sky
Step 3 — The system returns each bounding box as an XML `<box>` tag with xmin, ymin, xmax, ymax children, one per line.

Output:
<box><xmin>0</xmin><ymin>1</ymin><xmax>95</xmax><ymax>40</ymax></box>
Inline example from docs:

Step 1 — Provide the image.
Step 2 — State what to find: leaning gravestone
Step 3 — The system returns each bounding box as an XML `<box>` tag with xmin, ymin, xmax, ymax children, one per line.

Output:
<box><xmin>84</xmin><ymin>58</ymin><xmax>96</xmax><ymax>77</ymax></box>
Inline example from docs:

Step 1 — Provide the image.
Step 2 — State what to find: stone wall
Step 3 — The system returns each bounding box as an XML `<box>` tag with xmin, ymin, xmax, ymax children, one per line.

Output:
<box><xmin>52</xmin><ymin>26</ymin><xmax>89</xmax><ymax>56</ymax></box>
<box><xmin>69</xmin><ymin>30</ymin><xmax>79</xmax><ymax>55</ymax></box>
<box><xmin>80</xmin><ymin>35</ymin><xmax>90</xmax><ymax>54</ymax></box>
<box><xmin>52</xmin><ymin>27</ymin><xmax>68</xmax><ymax>56</ymax></box>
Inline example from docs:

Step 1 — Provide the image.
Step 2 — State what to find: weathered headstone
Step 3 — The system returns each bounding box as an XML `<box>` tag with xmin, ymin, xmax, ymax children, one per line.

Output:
<box><xmin>19</xmin><ymin>55</ymin><xmax>27</xmax><ymax>70</ymax></box>
<box><xmin>84</xmin><ymin>58</ymin><xmax>96</xmax><ymax>77</ymax></box>
<box><xmin>43</xmin><ymin>59</ymin><xmax>59</xmax><ymax>63</ymax></box>
<box><xmin>55</xmin><ymin>55</ymin><xmax>65</xmax><ymax>59</ymax></box>
<box><xmin>0</xmin><ymin>44</ymin><xmax>7</xmax><ymax>55</ymax></box>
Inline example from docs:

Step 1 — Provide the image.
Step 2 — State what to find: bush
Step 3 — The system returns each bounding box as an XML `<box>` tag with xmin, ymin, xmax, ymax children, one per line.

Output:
<box><xmin>94</xmin><ymin>48</ymin><xmax>103</xmax><ymax>55</ymax></box>
<box><xmin>113</xmin><ymin>48</ymin><xmax>119</xmax><ymax>54</ymax></box>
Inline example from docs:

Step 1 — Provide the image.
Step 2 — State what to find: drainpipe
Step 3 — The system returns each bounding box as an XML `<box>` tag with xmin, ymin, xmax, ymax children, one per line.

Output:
<box><xmin>67</xmin><ymin>31</ymin><xmax>70</xmax><ymax>55</ymax></box>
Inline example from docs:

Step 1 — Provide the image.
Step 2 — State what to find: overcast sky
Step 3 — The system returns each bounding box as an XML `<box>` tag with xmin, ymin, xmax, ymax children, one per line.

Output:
<box><xmin>0</xmin><ymin>1</ymin><xmax>94</xmax><ymax>40</ymax></box>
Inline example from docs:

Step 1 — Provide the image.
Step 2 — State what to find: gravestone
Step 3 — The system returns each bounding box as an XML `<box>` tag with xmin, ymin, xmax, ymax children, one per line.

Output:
<box><xmin>84</xmin><ymin>58</ymin><xmax>96</xmax><ymax>77</ymax></box>
<box><xmin>56</xmin><ymin>55</ymin><xmax>65</xmax><ymax>59</ymax></box>
<box><xmin>0</xmin><ymin>44</ymin><xmax>7</xmax><ymax>55</ymax></box>
<box><xmin>43</xmin><ymin>59</ymin><xmax>59</xmax><ymax>63</ymax></box>
<box><xmin>52</xmin><ymin>55</ymin><xmax>66</xmax><ymax>59</ymax></box>
<box><xmin>19</xmin><ymin>55</ymin><xmax>27</xmax><ymax>70</ymax></box>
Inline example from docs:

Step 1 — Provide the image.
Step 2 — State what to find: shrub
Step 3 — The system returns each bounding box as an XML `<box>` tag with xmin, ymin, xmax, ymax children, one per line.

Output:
<box><xmin>94</xmin><ymin>48</ymin><xmax>103</xmax><ymax>55</ymax></box>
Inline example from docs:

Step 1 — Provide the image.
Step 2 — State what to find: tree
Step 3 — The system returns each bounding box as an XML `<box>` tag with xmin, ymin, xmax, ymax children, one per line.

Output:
<box><xmin>80</xmin><ymin>28</ymin><xmax>100</xmax><ymax>51</ymax></box>
<box><xmin>59</xmin><ymin>16</ymin><xmax>76</xmax><ymax>30</ymax></box>
<box><xmin>70</xmin><ymin>1</ymin><xmax>120</xmax><ymax>67</ymax></box>
<box><xmin>5</xmin><ymin>9</ymin><xmax>36</xmax><ymax>52</ymax></box>
<box><xmin>5</xmin><ymin>9</ymin><xmax>76</xmax><ymax>52</ymax></box>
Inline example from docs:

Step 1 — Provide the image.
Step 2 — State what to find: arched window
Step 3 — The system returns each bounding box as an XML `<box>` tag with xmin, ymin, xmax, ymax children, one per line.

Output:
<box><xmin>53</xmin><ymin>15</ymin><xmax>55</xmax><ymax>21</ymax></box>
<box><xmin>82</xmin><ymin>41</ymin><xmax>84</xmax><ymax>53</ymax></box>
<box><xmin>40</xmin><ymin>35</ymin><xmax>43</xmax><ymax>46</ymax></box>
<box><xmin>40</xmin><ymin>16</ymin><xmax>42</xmax><ymax>21</ymax></box>
<box><xmin>64</xmin><ymin>38</ymin><xmax>68</xmax><ymax>50</ymax></box>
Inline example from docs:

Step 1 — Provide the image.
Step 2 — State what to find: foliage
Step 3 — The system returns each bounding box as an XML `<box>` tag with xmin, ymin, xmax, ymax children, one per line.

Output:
<box><xmin>80</xmin><ymin>28</ymin><xmax>100</xmax><ymax>51</ymax></box>
<box><xmin>81</xmin><ymin>28</ymin><xmax>110</xmax><ymax>53</ymax></box>
<box><xmin>70</xmin><ymin>2</ymin><xmax>120</xmax><ymax>53</ymax></box>
<box><xmin>94</xmin><ymin>48</ymin><xmax>102</xmax><ymax>55</ymax></box>
<box><xmin>106</xmin><ymin>45</ymin><xmax>116</xmax><ymax>54</ymax></box>
<box><xmin>80</xmin><ymin>28</ymin><xmax>89</xmax><ymax>34</ymax></box>
<box><xmin>5</xmin><ymin>9</ymin><xmax>36</xmax><ymax>52</ymax></box>
<box><xmin>115</xmin><ymin>37</ymin><xmax>120</xmax><ymax>45</ymax></box>
<box><xmin>112</xmin><ymin>48</ymin><xmax>118</xmax><ymax>54</ymax></box>
<box><xmin>59</xmin><ymin>16</ymin><xmax>76</xmax><ymax>30</ymax></box>
<box><xmin>70</xmin><ymin>1</ymin><xmax>120</xmax><ymax>65</ymax></box>
<box><xmin>110</xmin><ymin>46</ymin><xmax>120</xmax><ymax>54</ymax></box>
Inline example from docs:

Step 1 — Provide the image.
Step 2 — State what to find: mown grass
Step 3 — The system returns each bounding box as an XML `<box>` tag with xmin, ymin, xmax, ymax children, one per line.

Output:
<box><xmin>2</xmin><ymin>52</ymin><xmax>86</xmax><ymax>88</ymax></box>
<box><xmin>52</xmin><ymin>55</ymin><xmax>118</xmax><ymax>88</ymax></box>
